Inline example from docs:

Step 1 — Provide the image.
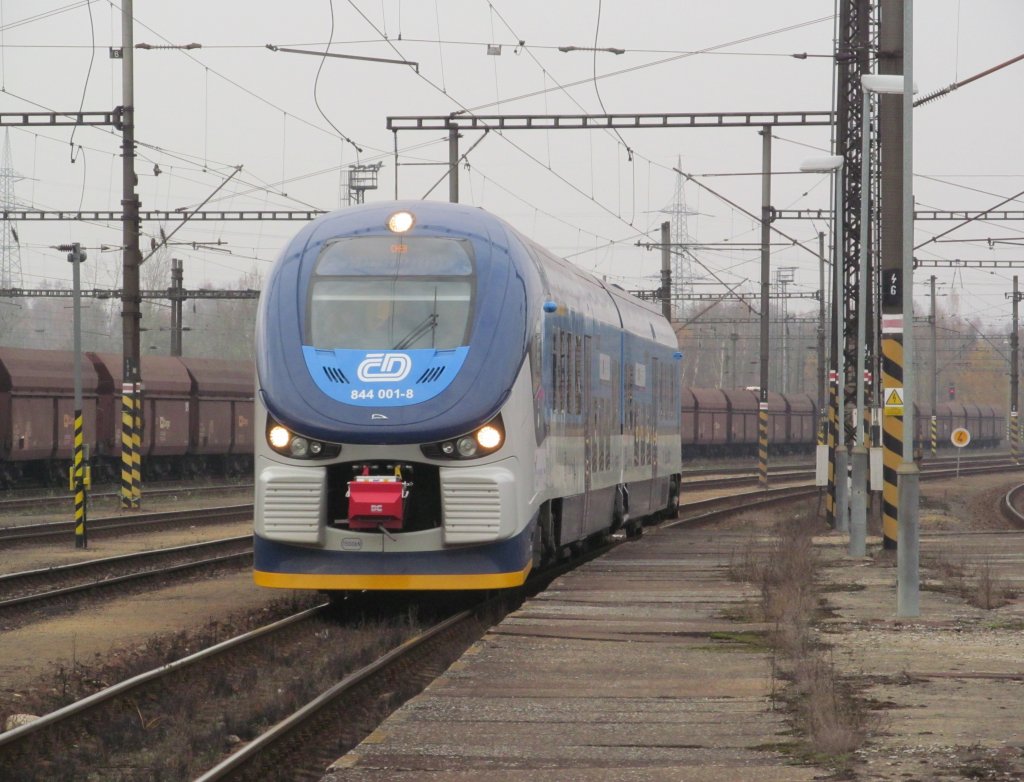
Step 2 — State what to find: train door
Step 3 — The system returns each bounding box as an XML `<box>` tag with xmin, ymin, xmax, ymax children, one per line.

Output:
<box><xmin>651</xmin><ymin>356</ymin><xmax>659</xmax><ymax>483</ymax></box>
<box><xmin>582</xmin><ymin>334</ymin><xmax>593</xmax><ymax>524</ymax></box>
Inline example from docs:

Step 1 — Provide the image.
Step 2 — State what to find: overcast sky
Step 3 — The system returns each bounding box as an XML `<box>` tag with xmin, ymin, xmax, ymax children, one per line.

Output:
<box><xmin>2</xmin><ymin>1</ymin><xmax>1023</xmax><ymax>334</ymax></box>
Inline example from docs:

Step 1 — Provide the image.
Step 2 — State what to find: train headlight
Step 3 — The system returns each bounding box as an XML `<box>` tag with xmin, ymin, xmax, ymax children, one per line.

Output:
<box><xmin>265</xmin><ymin>417</ymin><xmax>341</xmax><ymax>460</ymax></box>
<box><xmin>421</xmin><ymin>415</ymin><xmax>505</xmax><ymax>460</ymax></box>
<box><xmin>269</xmin><ymin>425</ymin><xmax>291</xmax><ymax>449</ymax></box>
<box><xmin>476</xmin><ymin>425</ymin><xmax>502</xmax><ymax>449</ymax></box>
<box><xmin>456</xmin><ymin>437</ymin><xmax>478</xmax><ymax>458</ymax></box>
<box><xmin>387</xmin><ymin>210</ymin><xmax>415</xmax><ymax>233</ymax></box>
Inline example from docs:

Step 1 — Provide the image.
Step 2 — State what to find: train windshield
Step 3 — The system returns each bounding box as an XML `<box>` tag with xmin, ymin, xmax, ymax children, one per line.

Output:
<box><xmin>307</xmin><ymin>237</ymin><xmax>475</xmax><ymax>351</ymax></box>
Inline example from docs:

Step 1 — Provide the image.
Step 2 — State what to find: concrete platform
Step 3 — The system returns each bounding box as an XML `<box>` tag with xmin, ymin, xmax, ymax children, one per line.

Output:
<box><xmin>322</xmin><ymin>526</ymin><xmax>820</xmax><ymax>781</ymax></box>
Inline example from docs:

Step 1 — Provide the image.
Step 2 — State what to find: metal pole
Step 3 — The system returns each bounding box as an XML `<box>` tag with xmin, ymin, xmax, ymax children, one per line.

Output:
<box><xmin>817</xmin><ymin>231</ymin><xmax>827</xmax><ymax>441</ymax></box>
<box><xmin>171</xmin><ymin>258</ymin><xmax>183</xmax><ymax>356</ymax></box>
<box><xmin>834</xmin><ymin>166</ymin><xmax>849</xmax><ymax>533</ymax></box>
<box><xmin>448</xmin><ymin>126</ymin><xmax>459</xmax><ymax>203</ymax></box>
<box><xmin>67</xmin><ymin>243</ymin><xmax>88</xmax><ymax>548</ymax></box>
<box><xmin>1011</xmin><ymin>276</ymin><xmax>1019</xmax><ymax>463</ymax></box>
<box><xmin>121</xmin><ymin>0</ymin><xmax>142</xmax><ymax>509</ymax></box>
<box><xmin>758</xmin><ymin>127</ymin><xmax>772</xmax><ymax>488</ymax></box>
<box><xmin>731</xmin><ymin>332</ymin><xmax>739</xmax><ymax>389</ymax></box>
<box><xmin>879</xmin><ymin>0</ymin><xmax>904</xmax><ymax>552</ymax></box>
<box><xmin>897</xmin><ymin>0</ymin><xmax>920</xmax><ymax>617</ymax></box>
<box><xmin>850</xmin><ymin>87</ymin><xmax>870</xmax><ymax>556</ymax></box>
<box><xmin>930</xmin><ymin>274</ymin><xmax>938</xmax><ymax>456</ymax></box>
<box><xmin>660</xmin><ymin>221</ymin><xmax>672</xmax><ymax>320</ymax></box>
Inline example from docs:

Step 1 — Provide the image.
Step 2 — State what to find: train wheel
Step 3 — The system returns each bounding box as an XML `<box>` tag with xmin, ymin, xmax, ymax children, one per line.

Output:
<box><xmin>663</xmin><ymin>475</ymin><xmax>681</xmax><ymax>519</ymax></box>
<box><xmin>531</xmin><ymin>521</ymin><xmax>543</xmax><ymax>570</ymax></box>
<box><xmin>611</xmin><ymin>485</ymin><xmax>628</xmax><ymax>533</ymax></box>
<box><xmin>537</xmin><ymin>503</ymin><xmax>557</xmax><ymax>566</ymax></box>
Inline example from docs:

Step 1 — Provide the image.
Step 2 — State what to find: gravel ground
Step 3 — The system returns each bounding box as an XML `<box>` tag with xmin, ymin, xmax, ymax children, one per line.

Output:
<box><xmin>750</xmin><ymin>471</ymin><xmax>1024</xmax><ymax>781</ymax></box>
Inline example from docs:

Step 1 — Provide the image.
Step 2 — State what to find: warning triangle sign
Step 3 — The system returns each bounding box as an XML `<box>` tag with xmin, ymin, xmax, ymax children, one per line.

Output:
<box><xmin>884</xmin><ymin>388</ymin><xmax>904</xmax><ymax>407</ymax></box>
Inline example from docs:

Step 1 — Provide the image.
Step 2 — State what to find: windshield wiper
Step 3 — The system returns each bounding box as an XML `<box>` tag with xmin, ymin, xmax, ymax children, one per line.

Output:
<box><xmin>393</xmin><ymin>313</ymin><xmax>438</xmax><ymax>350</ymax></box>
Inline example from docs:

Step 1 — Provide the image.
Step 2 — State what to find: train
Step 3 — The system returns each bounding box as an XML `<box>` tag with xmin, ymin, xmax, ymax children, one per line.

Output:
<box><xmin>0</xmin><ymin>347</ymin><xmax>254</xmax><ymax>487</ymax></box>
<box><xmin>253</xmin><ymin>201</ymin><xmax>684</xmax><ymax>592</ymax></box>
<box><xmin>681</xmin><ymin>387</ymin><xmax>1004</xmax><ymax>456</ymax></box>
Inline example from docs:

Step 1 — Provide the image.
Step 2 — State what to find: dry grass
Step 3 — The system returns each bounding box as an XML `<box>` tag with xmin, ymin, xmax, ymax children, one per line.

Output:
<box><xmin>0</xmin><ymin>599</ymin><xmax>420</xmax><ymax>782</ymax></box>
<box><xmin>733</xmin><ymin>513</ymin><xmax>868</xmax><ymax>764</ymax></box>
<box><xmin>923</xmin><ymin>552</ymin><xmax>1018</xmax><ymax>609</ymax></box>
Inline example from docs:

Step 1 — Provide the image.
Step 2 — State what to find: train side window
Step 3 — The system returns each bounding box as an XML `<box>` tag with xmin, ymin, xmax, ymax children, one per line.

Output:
<box><xmin>555</xmin><ymin>329</ymin><xmax>568</xmax><ymax>414</ymax></box>
<box><xmin>577</xmin><ymin>333</ymin><xmax>585</xmax><ymax>415</ymax></box>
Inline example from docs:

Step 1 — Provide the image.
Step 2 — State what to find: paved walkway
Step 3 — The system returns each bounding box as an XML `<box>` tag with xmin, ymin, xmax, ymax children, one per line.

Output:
<box><xmin>324</xmin><ymin>525</ymin><xmax>821</xmax><ymax>781</ymax></box>
<box><xmin>323</xmin><ymin>522</ymin><xmax>1024</xmax><ymax>781</ymax></box>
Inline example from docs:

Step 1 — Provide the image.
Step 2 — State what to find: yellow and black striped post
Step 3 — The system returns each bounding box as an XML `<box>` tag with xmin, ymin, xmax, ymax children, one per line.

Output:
<box><xmin>929</xmin><ymin>415</ymin><xmax>937</xmax><ymax>458</ymax></box>
<box><xmin>1012</xmin><ymin>411</ymin><xmax>1019</xmax><ymax>465</ymax></box>
<box><xmin>758</xmin><ymin>400</ymin><xmax>769</xmax><ymax>488</ymax></box>
<box><xmin>73</xmin><ymin>409</ymin><xmax>87</xmax><ymax>548</ymax></box>
<box><xmin>120</xmin><ymin>383</ymin><xmax>135</xmax><ymax>509</ymax></box>
<box><xmin>881</xmin><ymin>317</ymin><xmax>904</xmax><ymax>550</ymax></box>
<box><xmin>132</xmin><ymin>387</ymin><xmax>142</xmax><ymax>507</ymax></box>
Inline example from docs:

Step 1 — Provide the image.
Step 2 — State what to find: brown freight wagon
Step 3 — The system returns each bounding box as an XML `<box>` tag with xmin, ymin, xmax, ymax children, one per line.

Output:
<box><xmin>179</xmin><ymin>356</ymin><xmax>254</xmax><ymax>476</ymax></box>
<box><xmin>0</xmin><ymin>347</ymin><xmax>101</xmax><ymax>486</ymax></box>
<box><xmin>89</xmin><ymin>352</ymin><xmax>193</xmax><ymax>480</ymax></box>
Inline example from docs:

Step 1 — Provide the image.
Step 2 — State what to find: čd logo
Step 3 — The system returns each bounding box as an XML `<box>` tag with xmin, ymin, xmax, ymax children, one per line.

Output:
<box><xmin>357</xmin><ymin>352</ymin><xmax>412</xmax><ymax>382</ymax></box>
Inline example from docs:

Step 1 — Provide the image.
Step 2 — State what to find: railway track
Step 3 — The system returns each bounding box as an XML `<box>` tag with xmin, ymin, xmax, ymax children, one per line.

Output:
<box><xmin>0</xmin><ymin>503</ymin><xmax>253</xmax><ymax>545</ymax></box>
<box><xmin>194</xmin><ymin>607</ymin><xmax>491</xmax><ymax>782</ymax></box>
<box><xmin>0</xmin><ymin>535</ymin><xmax>252</xmax><ymax>617</ymax></box>
<box><xmin>0</xmin><ymin>481</ymin><xmax>253</xmax><ymax>514</ymax></box>
<box><xmin>1002</xmin><ymin>482</ymin><xmax>1024</xmax><ymax>526</ymax></box>
<box><xmin>0</xmin><ymin>604</ymin><xmax>334</xmax><ymax>778</ymax></box>
<box><xmin>0</xmin><ymin>525</ymin><xmax>606</xmax><ymax>781</ymax></box>
<box><xmin>0</xmin><ymin>586</ymin><xmax>509</xmax><ymax>781</ymax></box>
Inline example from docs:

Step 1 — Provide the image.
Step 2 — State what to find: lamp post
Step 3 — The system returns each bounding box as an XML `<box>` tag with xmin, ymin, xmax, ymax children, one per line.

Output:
<box><xmin>800</xmin><ymin>155</ymin><xmax>846</xmax><ymax>531</ymax></box>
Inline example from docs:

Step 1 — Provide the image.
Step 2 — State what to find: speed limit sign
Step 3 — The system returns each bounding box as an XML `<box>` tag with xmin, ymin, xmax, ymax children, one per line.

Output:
<box><xmin>951</xmin><ymin>427</ymin><xmax>971</xmax><ymax>448</ymax></box>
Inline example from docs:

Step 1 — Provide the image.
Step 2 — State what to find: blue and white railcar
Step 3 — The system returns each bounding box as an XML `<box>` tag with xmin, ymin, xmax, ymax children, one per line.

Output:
<box><xmin>254</xmin><ymin>201</ymin><xmax>681</xmax><ymax>591</ymax></box>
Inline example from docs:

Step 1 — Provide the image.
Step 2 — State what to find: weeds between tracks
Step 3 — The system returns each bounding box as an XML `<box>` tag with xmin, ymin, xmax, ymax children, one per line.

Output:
<box><xmin>728</xmin><ymin>513</ymin><xmax>869</xmax><ymax>769</ymax></box>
